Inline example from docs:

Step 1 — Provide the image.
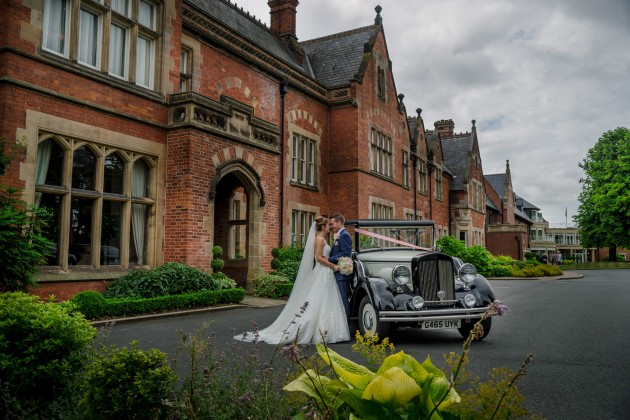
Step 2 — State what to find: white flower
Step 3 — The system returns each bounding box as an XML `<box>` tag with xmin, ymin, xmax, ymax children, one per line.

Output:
<box><xmin>334</xmin><ymin>233</ymin><xmax>340</xmax><ymax>241</ymax></box>
<box><xmin>338</xmin><ymin>257</ymin><xmax>353</xmax><ymax>275</ymax></box>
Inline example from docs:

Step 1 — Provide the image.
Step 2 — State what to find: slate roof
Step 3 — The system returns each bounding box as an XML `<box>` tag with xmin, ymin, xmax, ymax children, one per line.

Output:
<box><xmin>436</xmin><ymin>132</ymin><xmax>473</xmax><ymax>190</ymax></box>
<box><xmin>301</xmin><ymin>26</ymin><xmax>378</xmax><ymax>89</ymax></box>
<box><xmin>185</xmin><ymin>0</ymin><xmax>313</xmax><ymax>75</ymax></box>
<box><xmin>486</xmin><ymin>196</ymin><xmax>499</xmax><ymax>211</ymax></box>
<box><xmin>484</xmin><ymin>173</ymin><xmax>507</xmax><ymax>199</ymax></box>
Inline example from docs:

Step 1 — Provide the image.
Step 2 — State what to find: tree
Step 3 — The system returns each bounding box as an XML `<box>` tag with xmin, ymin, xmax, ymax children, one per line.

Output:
<box><xmin>574</xmin><ymin>127</ymin><xmax>630</xmax><ymax>260</ymax></box>
<box><xmin>0</xmin><ymin>138</ymin><xmax>53</xmax><ymax>291</ymax></box>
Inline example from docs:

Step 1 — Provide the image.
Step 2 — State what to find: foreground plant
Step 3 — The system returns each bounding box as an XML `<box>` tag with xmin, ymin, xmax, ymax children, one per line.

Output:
<box><xmin>284</xmin><ymin>300</ymin><xmax>537</xmax><ymax>419</ymax></box>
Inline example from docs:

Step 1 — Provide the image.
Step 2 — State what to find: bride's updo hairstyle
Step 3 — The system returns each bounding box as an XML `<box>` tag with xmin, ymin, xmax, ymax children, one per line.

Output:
<box><xmin>315</xmin><ymin>216</ymin><xmax>329</xmax><ymax>232</ymax></box>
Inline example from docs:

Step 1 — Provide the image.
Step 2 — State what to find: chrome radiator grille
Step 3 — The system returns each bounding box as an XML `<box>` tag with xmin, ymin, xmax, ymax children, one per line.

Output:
<box><xmin>413</xmin><ymin>255</ymin><xmax>455</xmax><ymax>305</ymax></box>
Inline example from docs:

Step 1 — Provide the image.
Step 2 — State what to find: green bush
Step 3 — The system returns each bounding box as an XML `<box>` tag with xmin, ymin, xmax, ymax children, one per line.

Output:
<box><xmin>90</xmin><ymin>288</ymin><xmax>245</xmax><ymax>318</ymax></box>
<box><xmin>211</xmin><ymin>257</ymin><xmax>225</xmax><ymax>272</ymax></box>
<box><xmin>210</xmin><ymin>271</ymin><xmax>237</xmax><ymax>289</ymax></box>
<box><xmin>270</xmin><ymin>243</ymin><xmax>304</xmax><ymax>281</ymax></box>
<box><xmin>0</xmin><ymin>292</ymin><xmax>95</xmax><ymax>415</ymax></box>
<box><xmin>71</xmin><ymin>290</ymin><xmax>107</xmax><ymax>318</ymax></box>
<box><xmin>253</xmin><ymin>273</ymin><xmax>291</xmax><ymax>298</ymax></box>
<box><xmin>79</xmin><ymin>342</ymin><xmax>177</xmax><ymax>419</ymax></box>
<box><xmin>212</xmin><ymin>245</ymin><xmax>223</xmax><ymax>258</ymax></box>
<box><xmin>104</xmin><ymin>262</ymin><xmax>217</xmax><ymax>298</ymax></box>
<box><xmin>491</xmin><ymin>265</ymin><xmax>512</xmax><ymax>277</ymax></box>
<box><xmin>462</xmin><ymin>245</ymin><xmax>493</xmax><ymax>277</ymax></box>
<box><xmin>437</xmin><ymin>235</ymin><xmax>466</xmax><ymax>258</ymax></box>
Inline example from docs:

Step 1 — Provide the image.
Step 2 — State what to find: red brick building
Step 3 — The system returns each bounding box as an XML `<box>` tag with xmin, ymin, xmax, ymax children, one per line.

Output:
<box><xmin>1</xmin><ymin>0</ymin><xmax>475</xmax><ymax>299</ymax></box>
<box><xmin>484</xmin><ymin>160</ymin><xmax>532</xmax><ymax>260</ymax></box>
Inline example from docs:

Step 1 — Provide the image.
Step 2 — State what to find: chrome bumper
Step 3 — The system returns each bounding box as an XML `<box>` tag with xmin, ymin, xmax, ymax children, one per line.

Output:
<box><xmin>378</xmin><ymin>306</ymin><xmax>488</xmax><ymax>323</ymax></box>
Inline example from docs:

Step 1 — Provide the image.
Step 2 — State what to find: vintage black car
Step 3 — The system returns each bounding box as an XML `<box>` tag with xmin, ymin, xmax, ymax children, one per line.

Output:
<box><xmin>345</xmin><ymin>220</ymin><xmax>497</xmax><ymax>339</ymax></box>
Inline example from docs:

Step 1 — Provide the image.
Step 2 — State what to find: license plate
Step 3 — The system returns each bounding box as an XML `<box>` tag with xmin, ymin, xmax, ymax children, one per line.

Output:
<box><xmin>422</xmin><ymin>319</ymin><xmax>461</xmax><ymax>329</ymax></box>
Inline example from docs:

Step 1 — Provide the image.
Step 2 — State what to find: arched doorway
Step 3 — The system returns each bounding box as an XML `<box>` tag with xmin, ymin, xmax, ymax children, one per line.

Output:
<box><xmin>213</xmin><ymin>173</ymin><xmax>249</xmax><ymax>287</ymax></box>
<box><xmin>210</xmin><ymin>161</ymin><xmax>266</xmax><ymax>290</ymax></box>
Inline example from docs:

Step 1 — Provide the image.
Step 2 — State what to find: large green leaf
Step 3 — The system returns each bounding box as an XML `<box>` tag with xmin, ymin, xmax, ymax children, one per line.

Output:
<box><xmin>363</xmin><ymin>367</ymin><xmax>422</xmax><ymax>407</ymax></box>
<box><xmin>316</xmin><ymin>343</ymin><xmax>375</xmax><ymax>390</ymax></box>
<box><xmin>339</xmin><ymin>388</ymin><xmax>389</xmax><ymax>420</ymax></box>
<box><xmin>376</xmin><ymin>351</ymin><xmax>430</xmax><ymax>386</ymax></box>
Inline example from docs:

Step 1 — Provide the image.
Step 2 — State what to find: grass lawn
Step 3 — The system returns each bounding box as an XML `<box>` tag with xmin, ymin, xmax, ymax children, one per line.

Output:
<box><xmin>561</xmin><ymin>261</ymin><xmax>630</xmax><ymax>270</ymax></box>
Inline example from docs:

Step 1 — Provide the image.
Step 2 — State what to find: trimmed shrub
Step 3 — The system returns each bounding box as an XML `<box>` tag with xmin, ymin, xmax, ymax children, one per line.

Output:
<box><xmin>211</xmin><ymin>257</ymin><xmax>225</xmax><ymax>273</ymax></box>
<box><xmin>0</xmin><ymin>292</ymin><xmax>95</xmax><ymax>415</ymax></box>
<box><xmin>79</xmin><ymin>342</ymin><xmax>177</xmax><ymax>418</ymax></box>
<box><xmin>253</xmin><ymin>274</ymin><xmax>291</xmax><ymax>298</ymax></box>
<box><xmin>270</xmin><ymin>243</ymin><xmax>304</xmax><ymax>281</ymax></box>
<box><xmin>104</xmin><ymin>262</ymin><xmax>216</xmax><ymax>298</ymax></box>
<box><xmin>100</xmin><ymin>288</ymin><xmax>245</xmax><ymax>318</ymax></box>
<box><xmin>491</xmin><ymin>265</ymin><xmax>512</xmax><ymax>277</ymax></box>
<box><xmin>71</xmin><ymin>290</ymin><xmax>107</xmax><ymax>318</ymax></box>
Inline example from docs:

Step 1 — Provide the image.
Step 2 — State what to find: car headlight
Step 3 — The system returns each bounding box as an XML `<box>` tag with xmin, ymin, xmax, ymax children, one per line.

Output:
<box><xmin>464</xmin><ymin>293</ymin><xmax>476</xmax><ymax>308</ymax></box>
<box><xmin>392</xmin><ymin>265</ymin><xmax>411</xmax><ymax>285</ymax></box>
<box><xmin>412</xmin><ymin>296</ymin><xmax>425</xmax><ymax>309</ymax></box>
<box><xmin>458</xmin><ymin>263</ymin><xmax>477</xmax><ymax>284</ymax></box>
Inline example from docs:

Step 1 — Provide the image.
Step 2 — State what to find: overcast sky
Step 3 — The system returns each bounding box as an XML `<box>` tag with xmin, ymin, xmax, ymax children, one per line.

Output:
<box><xmin>237</xmin><ymin>0</ymin><xmax>630</xmax><ymax>224</ymax></box>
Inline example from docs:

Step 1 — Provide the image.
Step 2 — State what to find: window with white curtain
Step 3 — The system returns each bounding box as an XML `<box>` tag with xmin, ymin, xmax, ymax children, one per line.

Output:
<box><xmin>290</xmin><ymin>133</ymin><xmax>317</xmax><ymax>187</ymax></box>
<box><xmin>291</xmin><ymin>210</ymin><xmax>315</xmax><ymax>245</ymax></box>
<box><xmin>109</xmin><ymin>23</ymin><xmax>128</xmax><ymax>78</ymax></box>
<box><xmin>42</xmin><ymin>0</ymin><xmax>161</xmax><ymax>89</ymax></box>
<box><xmin>78</xmin><ymin>8</ymin><xmax>101</xmax><ymax>68</ymax></box>
<box><xmin>43</xmin><ymin>0</ymin><xmax>70</xmax><ymax>56</ymax></box>
<box><xmin>136</xmin><ymin>35</ymin><xmax>154</xmax><ymax>88</ymax></box>
<box><xmin>35</xmin><ymin>135</ymin><xmax>156</xmax><ymax>269</ymax></box>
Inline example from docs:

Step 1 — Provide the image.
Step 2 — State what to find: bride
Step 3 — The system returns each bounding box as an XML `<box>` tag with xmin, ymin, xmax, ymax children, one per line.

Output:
<box><xmin>235</xmin><ymin>216</ymin><xmax>350</xmax><ymax>345</ymax></box>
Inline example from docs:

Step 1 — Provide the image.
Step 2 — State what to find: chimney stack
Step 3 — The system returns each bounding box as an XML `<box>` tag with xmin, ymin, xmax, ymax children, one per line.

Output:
<box><xmin>268</xmin><ymin>0</ymin><xmax>298</xmax><ymax>38</ymax></box>
<box><xmin>268</xmin><ymin>0</ymin><xmax>304</xmax><ymax>64</ymax></box>
<box><xmin>434</xmin><ymin>119</ymin><xmax>454</xmax><ymax>137</ymax></box>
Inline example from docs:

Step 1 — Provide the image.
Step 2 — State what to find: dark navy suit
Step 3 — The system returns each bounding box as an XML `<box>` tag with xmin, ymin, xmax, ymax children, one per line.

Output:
<box><xmin>328</xmin><ymin>228</ymin><xmax>352</xmax><ymax>317</ymax></box>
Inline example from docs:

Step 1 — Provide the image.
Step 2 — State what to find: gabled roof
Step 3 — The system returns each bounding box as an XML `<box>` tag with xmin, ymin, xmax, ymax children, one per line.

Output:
<box><xmin>434</xmin><ymin>132</ymin><xmax>473</xmax><ymax>190</ymax></box>
<box><xmin>185</xmin><ymin>0</ymin><xmax>313</xmax><ymax>75</ymax></box>
<box><xmin>302</xmin><ymin>26</ymin><xmax>379</xmax><ymax>89</ymax></box>
<box><xmin>486</xmin><ymin>196</ymin><xmax>499</xmax><ymax>211</ymax></box>
<box><xmin>484</xmin><ymin>173</ymin><xmax>507</xmax><ymax>199</ymax></box>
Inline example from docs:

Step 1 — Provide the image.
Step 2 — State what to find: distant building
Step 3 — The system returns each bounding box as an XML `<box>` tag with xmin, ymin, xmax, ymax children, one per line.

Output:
<box><xmin>484</xmin><ymin>161</ymin><xmax>531</xmax><ymax>260</ymax></box>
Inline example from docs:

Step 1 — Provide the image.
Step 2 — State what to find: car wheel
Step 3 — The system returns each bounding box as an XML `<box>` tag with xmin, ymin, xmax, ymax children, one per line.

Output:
<box><xmin>458</xmin><ymin>317</ymin><xmax>492</xmax><ymax>340</ymax></box>
<box><xmin>358</xmin><ymin>296</ymin><xmax>390</xmax><ymax>339</ymax></box>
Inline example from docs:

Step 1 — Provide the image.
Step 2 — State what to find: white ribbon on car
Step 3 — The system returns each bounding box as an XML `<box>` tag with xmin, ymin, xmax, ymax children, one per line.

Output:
<box><xmin>353</xmin><ymin>228</ymin><xmax>433</xmax><ymax>251</ymax></box>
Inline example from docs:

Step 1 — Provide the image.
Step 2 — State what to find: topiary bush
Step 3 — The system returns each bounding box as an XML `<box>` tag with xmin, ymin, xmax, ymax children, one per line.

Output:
<box><xmin>253</xmin><ymin>273</ymin><xmax>291</xmax><ymax>298</ymax></box>
<box><xmin>71</xmin><ymin>290</ymin><xmax>107</xmax><ymax>318</ymax></box>
<box><xmin>0</xmin><ymin>292</ymin><xmax>96</xmax><ymax>416</ymax></box>
<box><xmin>79</xmin><ymin>341</ymin><xmax>177</xmax><ymax>419</ymax></box>
<box><xmin>270</xmin><ymin>243</ymin><xmax>304</xmax><ymax>281</ymax></box>
<box><xmin>104</xmin><ymin>262</ymin><xmax>217</xmax><ymax>298</ymax></box>
<box><xmin>211</xmin><ymin>245</ymin><xmax>225</xmax><ymax>273</ymax></box>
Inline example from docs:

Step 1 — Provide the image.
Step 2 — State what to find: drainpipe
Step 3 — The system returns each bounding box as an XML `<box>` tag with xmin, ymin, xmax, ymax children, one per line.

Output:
<box><xmin>515</xmin><ymin>235</ymin><xmax>522</xmax><ymax>260</ymax></box>
<box><xmin>279</xmin><ymin>77</ymin><xmax>289</xmax><ymax>247</ymax></box>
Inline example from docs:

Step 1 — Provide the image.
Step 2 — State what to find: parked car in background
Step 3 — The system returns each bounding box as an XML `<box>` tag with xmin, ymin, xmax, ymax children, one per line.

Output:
<box><xmin>345</xmin><ymin>220</ymin><xmax>498</xmax><ymax>339</ymax></box>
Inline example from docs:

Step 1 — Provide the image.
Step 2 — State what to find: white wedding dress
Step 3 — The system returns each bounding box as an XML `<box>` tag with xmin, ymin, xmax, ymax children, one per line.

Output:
<box><xmin>235</xmin><ymin>224</ymin><xmax>350</xmax><ymax>345</ymax></box>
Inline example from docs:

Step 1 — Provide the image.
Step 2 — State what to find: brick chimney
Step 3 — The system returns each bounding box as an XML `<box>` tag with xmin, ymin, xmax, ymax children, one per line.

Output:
<box><xmin>434</xmin><ymin>119</ymin><xmax>454</xmax><ymax>137</ymax></box>
<box><xmin>269</xmin><ymin>0</ymin><xmax>298</xmax><ymax>37</ymax></box>
<box><xmin>268</xmin><ymin>0</ymin><xmax>304</xmax><ymax>64</ymax></box>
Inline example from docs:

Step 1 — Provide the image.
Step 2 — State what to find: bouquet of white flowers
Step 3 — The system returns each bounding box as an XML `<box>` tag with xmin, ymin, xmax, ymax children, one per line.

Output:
<box><xmin>337</xmin><ymin>256</ymin><xmax>353</xmax><ymax>276</ymax></box>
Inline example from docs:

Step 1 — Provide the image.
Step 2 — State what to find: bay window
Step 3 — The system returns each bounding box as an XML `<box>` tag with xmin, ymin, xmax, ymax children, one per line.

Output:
<box><xmin>35</xmin><ymin>135</ymin><xmax>156</xmax><ymax>269</ymax></box>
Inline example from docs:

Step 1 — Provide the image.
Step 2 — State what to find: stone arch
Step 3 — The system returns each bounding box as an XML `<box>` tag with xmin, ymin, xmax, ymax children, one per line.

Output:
<box><xmin>208</xmin><ymin>158</ymin><xmax>266</xmax><ymax>291</ymax></box>
<box><xmin>215</xmin><ymin>77</ymin><xmax>259</xmax><ymax>110</ymax></box>
<box><xmin>286</xmin><ymin>109</ymin><xmax>323</xmax><ymax>136</ymax></box>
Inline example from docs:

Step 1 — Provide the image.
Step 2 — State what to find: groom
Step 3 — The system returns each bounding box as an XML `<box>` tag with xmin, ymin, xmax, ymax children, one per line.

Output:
<box><xmin>328</xmin><ymin>212</ymin><xmax>352</xmax><ymax>317</ymax></box>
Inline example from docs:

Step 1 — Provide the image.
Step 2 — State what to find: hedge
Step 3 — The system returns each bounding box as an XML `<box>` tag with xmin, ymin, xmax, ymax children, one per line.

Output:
<box><xmin>72</xmin><ymin>288</ymin><xmax>245</xmax><ymax>319</ymax></box>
